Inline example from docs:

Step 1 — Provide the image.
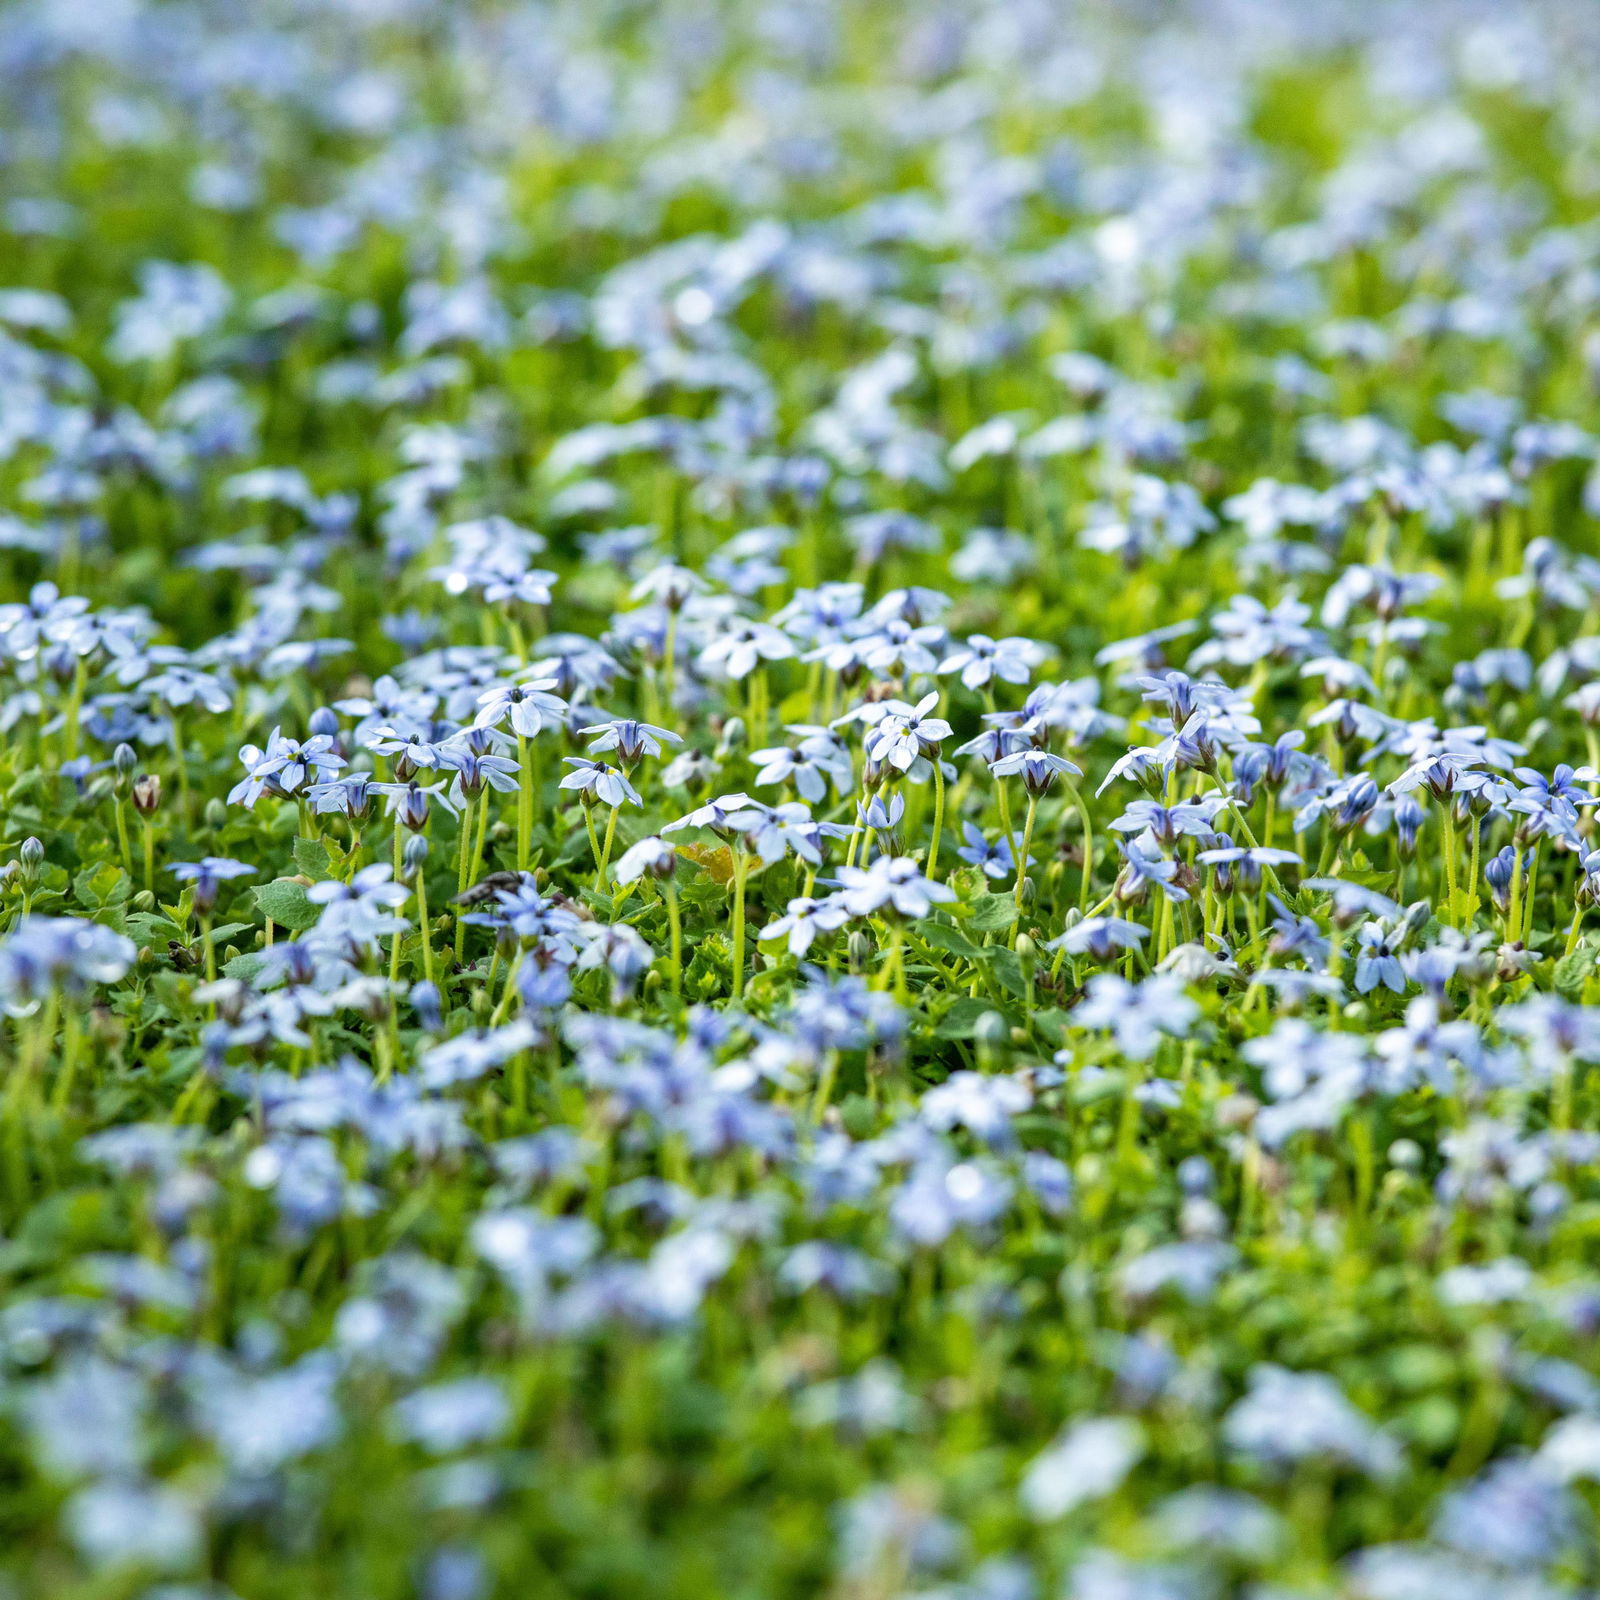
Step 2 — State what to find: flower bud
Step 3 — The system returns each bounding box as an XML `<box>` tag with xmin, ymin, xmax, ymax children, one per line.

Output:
<box><xmin>974</xmin><ymin>1010</ymin><xmax>1009</xmax><ymax>1064</ymax></box>
<box><xmin>132</xmin><ymin>775</ymin><xmax>162</xmax><ymax>816</ymax></box>
<box><xmin>1387</xmin><ymin>1138</ymin><xmax>1422</xmax><ymax>1172</ymax></box>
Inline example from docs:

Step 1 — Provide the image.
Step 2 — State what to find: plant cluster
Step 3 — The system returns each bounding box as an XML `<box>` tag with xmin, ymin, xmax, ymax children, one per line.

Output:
<box><xmin>5</xmin><ymin>0</ymin><xmax>1600</xmax><ymax>1596</ymax></box>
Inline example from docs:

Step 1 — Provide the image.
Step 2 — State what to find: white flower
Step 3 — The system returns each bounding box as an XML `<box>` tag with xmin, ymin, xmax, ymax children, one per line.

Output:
<box><xmin>833</xmin><ymin>856</ymin><xmax>956</xmax><ymax>919</ymax></box>
<box><xmin>1021</xmin><ymin>1417</ymin><xmax>1144</xmax><ymax>1520</ymax></box>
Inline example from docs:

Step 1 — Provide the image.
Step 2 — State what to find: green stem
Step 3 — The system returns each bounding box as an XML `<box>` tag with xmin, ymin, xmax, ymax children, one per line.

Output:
<box><xmin>1442</xmin><ymin>808</ymin><xmax>1458</xmax><ymax>926</ymax></box>
<box><xmin>1063</xmin><ymin>777</ymin><xmax>1094</xmax><ymax>913</ymax></box>
<box><xmin>114</xmin><ymin>798</ymin><xmax>134</xmax><ymax>879</ymax></box>
<box><xmin>1013</xmin><ymin>794</ymin><xmax>1038</xmax><ymax>911</ymax></box>
<box><xmin>1466</xmin><ymin>817</ymin><xmax>1481</xmax><ymax>915</ymax></box>
<box><xmin>416</xmin><ymin>864</ymin><xmax>435</xmax><ymax>987</ymax></box>
<box><xmin>1523</xmin><ymin>839</ymin><xmax>1543</xmax><ymax>943</ymax></box>
<box><xmin>926</xmin><ymin>759</ymin><xmax>946</xmax><ymax>875</ymax></box>
<box><xmin>473</xmin><ymin>790</ymin><xmax>490</xmax><ymax>880</ymax></box>
<box><xmin>454</xmin><ymin>802</ymin><xmax>473</xmax><ymax>964</ymax></box>
<box><xmin>596</xmin><ymin>805</ymin><xmax>619</xmax><ymax>889</ymax></box>
<box><xmin>665</xmin><ymin>881</ymin><xmax>683</xmax><ymax>996</ymax></box>
<box><xmin>388</xmin><ymin>829</ymin><xmax>405</xmax><ymax>989</ymax></box>
<box><xmin>516</xmin><ymin>734</ymin><xmax>533</xmax><ymax>872</ymax></box>
<box><xmin>730</xmin><ymin>852</ymin><xmax>749</xmax><ymax>1004</ymax></box>
<box><xmin>662</xmin><ymin>610</ymin><xmax>680</xmax><ymax>716</ymax></box>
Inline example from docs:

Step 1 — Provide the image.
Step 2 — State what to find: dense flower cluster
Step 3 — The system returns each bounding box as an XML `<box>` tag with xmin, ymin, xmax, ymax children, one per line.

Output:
<box><xmin>4</xmin><ymin>0</ymin><xmax>1600</xmax><ymax>1594</ymax></box>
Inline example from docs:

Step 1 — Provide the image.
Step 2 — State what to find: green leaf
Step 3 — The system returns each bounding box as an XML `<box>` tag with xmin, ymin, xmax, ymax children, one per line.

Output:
<box><xmin>978</xmin><ymin>946</ymin><xmax>1026</xmax><ymax>997</ymax></box>
<box><xmin>964</xmin><ymin>893</ymin><xmax>1018</xmax><ymax>934</ymax></box>
<box><xmin>72</xmin><ymin>861</ymin><xmax>132</xmax><ymax>913</ymax></box>
<box><xmin>293</xmin><ymin>836</ymin><xmax>333</xmax><ymax>880</ymax></box>
<box><xmin>932</xmin><ymin>997</ymin><xmax>1006</xmax><ymax>1039</ymax></box>
<box><xmin>222</xmin><ymin>952</ymin><xmax>265</xmax><ymax>982</ymax></box>
<box><xmin>1553</xmin><ymin>936</ymin><xmax>1599</xmax><ymax>1000</ymax></box>
<box><xmin>123</xmin><ymin>912</ymin><xmax>188</xmax><ymax>950</ymax></box>
<box><xmin>918</xmin><ymin>921</ymin><xmax>981</xmax><ymax>959</ymax></box>
<box><xmin>252</xmin><ymin>878</ymin><xmax>319</xmax><ymax>932</ymax></box>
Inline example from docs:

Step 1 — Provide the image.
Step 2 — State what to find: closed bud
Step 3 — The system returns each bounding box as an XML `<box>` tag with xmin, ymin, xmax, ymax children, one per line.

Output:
<box><xmin>132</xmin><ymin>890</ymin><xmax>156</xmax><ymax>913</ymax></box>
<box><xmin>113</xmin><ymin>743</ymin><xmax>137</xmax><ymax>791</ymax></box>
<box><xmin>402</xmin><ymin>834</ymin><xmax>430</xmax><ymax>877</ymax></box>
<box><xmin>204</xmin><ymin>797</ymin><xmax>227</xmax><ymax>831</ymax></box>
<box><xmin>1388</xmin><ymin>1138</ymin><xmax>1423</xmax><ymax>1171</ymax></box>
<box><xmin>847</xmin><ymin>929</ymin><xmax>873</xmax><ymax>972</ymax></box>
<box><xmin>974</xmin><ymin>1009</ymin><xmax>1009</xmax><ymax>1065</ymax></box>
<box><xmin>1015</xmin><ymin>933</ymin><xmax>1037</xmax><ymax>977</ymax></box>
<box><xmin>18</xmin><ymin>837</ymin><xmax>43</xmax><ymax>886</ymax></box>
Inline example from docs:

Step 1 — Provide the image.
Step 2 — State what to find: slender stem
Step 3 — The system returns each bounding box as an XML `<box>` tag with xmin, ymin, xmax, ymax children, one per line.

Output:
<box><xmin>730</xmin><ymin>851</ymin><xmax>749</xmax><ymax>1004</ymax></box>
<box><xmin>516</xmin><ymin>734</ymin><xmax>533</xmax><ymax>872</ymax></box>
<box><xmin>665</xmin><ymin>881</ymin><xmax>682</xmax><ymax>996</ymax></box>
<box><xmin>926</xmin><ymin>759</ymin><xmax>946</xmax><ymax>876</ymax></box>
<box><xmin>662</xmin><ymin>610</ymin><xmax>679</xmax><ymax>714</ymax></box>
<box><xmin>64</xmin><ymin>655</ymin><xmax>86</xmax><ymax>762</ymax></box>
<box><xmin>1467</xmin><ymin>817</ymin><xmax>1482</xmax><ymax>918</ymax></box>
<box><xmin>417</xmin><ymin>865</ymin><xmax>435</xmax><ymax>986</ymax></box>
<box><xmin>169</xmin><ymin>711</ymin><xmax>190</xmax><ymax>821</ymax></box>
<box><xmin>114</xmin><ymin>798</ymin><xmax>134</xmax><ymax>878</ymax></box>
<box><xmin>1523</xmin><ymin>839</ymin><xmax>1543</xmax><ymax>943</ymax></box>
<box><xmin>454</xmin><ymin>801</ymin><xmax>473</xmax><ymax>964</ymax></box>
<box><xmin>996</xmin><ymin>780</ymin><xmax>1020</xmax><ymax>869</ymax></box>
<box><xmin>1013</xmin><ymin>794</ymin><xmax>1038</xmax><ymax>910</ymax></box>
<box><xmin>1441</xmin><ymin>808</ymin><xmax>1458</xmax><ymax>925</ymax></box>
<box><xmin>811</xmin><ymin>1051</ymin><xmax>839</xmax><ymax>1122</ymax></box>
<box><xmin>1062</xmin><ymin>778</ymin><xmax>1094</xmax><ymax>913</ymax></box>
<box><xmin>388</xmin><ymin>829</ymin><xmax>405</xmax><ymax>990</ymax></box>
<box><xmin>473</xmin><ymin>791</ymin><xmax>490</xmax><ymax>880</ymax></box>
<box><xmin>596</xmin><ymin>804</ymin><xmax>619</xmax><ymax>889</ymax></box>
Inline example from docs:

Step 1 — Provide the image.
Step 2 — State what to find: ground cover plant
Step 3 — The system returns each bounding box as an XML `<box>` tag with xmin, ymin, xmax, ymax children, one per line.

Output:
<box><xmin>7</xmin><ymin>0</ymin><xmax>1600</xmax><ymax>1594</ymax></box>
